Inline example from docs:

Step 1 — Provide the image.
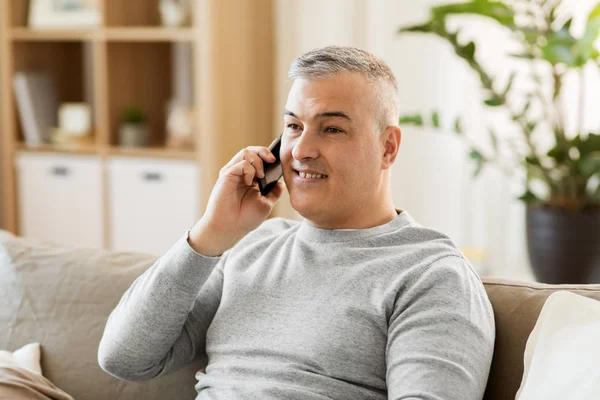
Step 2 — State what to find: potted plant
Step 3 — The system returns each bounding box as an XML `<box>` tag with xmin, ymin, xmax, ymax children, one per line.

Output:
<box><xmin>397</xmin><ymin>0</ymin><xmax>600</xmax><ymax>283</ymax></box>
<box><xmin>119</xmin><ymin>106</ymin><xmax>149</xmax><ymax>148</ymax></box>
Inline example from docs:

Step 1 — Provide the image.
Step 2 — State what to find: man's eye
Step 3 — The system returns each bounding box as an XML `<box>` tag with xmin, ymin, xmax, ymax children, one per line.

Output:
<box><xmin>287</xmin><ymin>124</ymin><xmax>301</xmax><ymax>131</ymax></box>
<box><xmin>325</xmin><ymin>127</ymin><xmax>342</xmax><ymax>133</ymax></box>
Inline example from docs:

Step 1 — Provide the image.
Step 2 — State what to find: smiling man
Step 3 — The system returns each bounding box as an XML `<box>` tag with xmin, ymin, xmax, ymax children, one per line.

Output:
<box><xmin>99</xmin><ymin>46</ymin><xmax>495</xmax><ymax>400</ymax></box>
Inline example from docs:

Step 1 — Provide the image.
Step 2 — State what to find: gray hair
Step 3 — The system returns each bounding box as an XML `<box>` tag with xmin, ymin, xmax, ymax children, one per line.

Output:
<box><xmin>288</xmin><ymin>46</ymin><xmax>400</xmax><ymax>132</ymax></box>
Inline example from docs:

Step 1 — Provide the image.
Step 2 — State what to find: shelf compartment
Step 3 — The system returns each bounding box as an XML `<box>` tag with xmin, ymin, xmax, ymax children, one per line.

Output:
<box><xmin>11</xmin><ymin>41</ymin><xmax>96</xmax><ymax>144</ymax></box>
<box><xmin>105</xmin><ymin>0</ymin><xmax>194</xmax><ymax>28</ymax></box>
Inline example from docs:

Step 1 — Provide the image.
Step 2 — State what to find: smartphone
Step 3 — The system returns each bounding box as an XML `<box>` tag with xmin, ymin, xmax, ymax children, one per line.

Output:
<box><xmin>257</xmin><ymin>133</ymin><xmax>283</xmax><ymax>196</ymax></box>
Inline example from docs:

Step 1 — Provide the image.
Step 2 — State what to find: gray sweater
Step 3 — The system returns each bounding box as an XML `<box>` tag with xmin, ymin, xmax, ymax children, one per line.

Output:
<box><xmin>98</xmin><ymin>211</ymin><xmax>495</xmax><ymax>399</ymax></box>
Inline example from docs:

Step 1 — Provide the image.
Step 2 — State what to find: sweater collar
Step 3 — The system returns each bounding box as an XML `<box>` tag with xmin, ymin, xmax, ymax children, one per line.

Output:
<box><xmin>297</xmin><ymin>209</ymin><xmax>415</xmax><ymax>243</ymax></box>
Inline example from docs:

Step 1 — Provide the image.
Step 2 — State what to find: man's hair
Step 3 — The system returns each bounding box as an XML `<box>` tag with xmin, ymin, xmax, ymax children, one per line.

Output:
<box><xmin>288</xmin><ymin>46</ymin><xmax>400</xmax><ymax>133</ymax></box>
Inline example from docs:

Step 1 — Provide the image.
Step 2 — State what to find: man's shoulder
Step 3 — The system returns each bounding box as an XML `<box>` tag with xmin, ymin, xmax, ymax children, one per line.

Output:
<box><xmin>234</xmin><ymin>217</ymin><xmax>299</xmax><ymax>249</ymax></box>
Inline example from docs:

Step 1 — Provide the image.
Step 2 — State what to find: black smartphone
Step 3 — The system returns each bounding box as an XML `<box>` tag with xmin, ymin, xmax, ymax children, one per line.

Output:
<box><xmin>257</xmin><ymin>133</ymin><xmax>283</xmax><ymax>196</ymax></box>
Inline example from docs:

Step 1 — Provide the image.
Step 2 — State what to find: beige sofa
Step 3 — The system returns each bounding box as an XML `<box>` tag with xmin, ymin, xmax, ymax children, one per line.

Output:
<box><xmin>1</xmin><ymin>229</ymin><xmax>599</xmax><ymax>400</ymax></box>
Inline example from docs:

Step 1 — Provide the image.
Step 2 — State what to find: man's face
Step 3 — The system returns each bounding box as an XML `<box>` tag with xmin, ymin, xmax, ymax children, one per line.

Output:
<box><xmin>280</xmin><ymin>72</ymin><xmax>386</xmax><ymax>226</ymax></box>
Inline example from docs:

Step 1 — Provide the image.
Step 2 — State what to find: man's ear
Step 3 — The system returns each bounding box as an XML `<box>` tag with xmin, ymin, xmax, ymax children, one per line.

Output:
<box><xmin>381</xmin><ymin>125</ymin><xmax>401</xmax><ymax>169</ymax></box>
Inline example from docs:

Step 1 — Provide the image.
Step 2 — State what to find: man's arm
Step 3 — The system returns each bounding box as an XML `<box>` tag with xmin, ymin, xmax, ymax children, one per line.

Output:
<box><xmin>97</xmin><ymin>232</ymin><xmax>225</xmax><ymax>381</ymax></box>
<box><xmin>98</xmin><ymin>144</ymin><xmax>285</xmax><ymax>381</ymax></box>
<box><xmin>386</xmin><ymin>256</ymin><xmax>495</xmax><ymax>400</ymax></box>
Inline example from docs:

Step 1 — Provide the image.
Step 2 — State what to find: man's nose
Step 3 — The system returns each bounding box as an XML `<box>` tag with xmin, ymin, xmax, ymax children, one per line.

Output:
<box><xmin>291</xmin><ymin>130</ymin><xmax>319</xmax><ymax>161</ymax></box>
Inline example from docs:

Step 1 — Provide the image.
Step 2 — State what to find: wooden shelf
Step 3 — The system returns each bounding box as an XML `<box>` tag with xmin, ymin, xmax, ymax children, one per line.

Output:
<box><xmin>10</xmin><ymin>27</ymin><xmax>195</xmax><ymax>42</ymax></box>
<box><xmin>10</xmin><ymin>28</ymin><xmax>98</xmax><ymax>41</ymax></box>
<box><xmin>108</xmin><ymin>146</ymin><xmax>196</xmax><ymax>160</ymax></box>
<box><xmin>105</xmin><ymin>27</ymin><xmax>195</xmax><ymax>42</ymax></box>
<box><xmin>15</xmin><ymin>142</ymin><xmax>100</xmax><ymax>155</ymax></box>
<box><xmin>1</xmin><ymin>0</ymin><xmax>276</xmax><ymax>236</ymax></box>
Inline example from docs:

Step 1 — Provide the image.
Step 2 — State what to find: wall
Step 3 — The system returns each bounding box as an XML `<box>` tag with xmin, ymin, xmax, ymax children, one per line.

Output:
<box><xmin>274</xmin><ymin>0</ymin><xmax>600</xmax><ymax>279</ymax></box>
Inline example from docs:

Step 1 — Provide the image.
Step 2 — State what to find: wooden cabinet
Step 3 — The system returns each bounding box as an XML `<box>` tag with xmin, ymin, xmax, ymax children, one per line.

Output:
<box><xmin>15</xmin><ymin>152</ymin><xmax>104</xmax><ymax>248</ymax></box>
<box><xmin>0</xmin><ymin>0</ymin><xmax>275</xmax><ymax>247</ymax></box>
<box><xmin>107</xmin><ymin>157</ymin><xmax>199</xmax><ymax>255</ymax></box>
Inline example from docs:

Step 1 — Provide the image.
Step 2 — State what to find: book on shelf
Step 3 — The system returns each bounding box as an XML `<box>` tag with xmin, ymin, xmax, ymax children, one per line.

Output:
<box><xmin>12</xmin><ymin>70</ymin><xmax>58</xmax><ymax>145</ymax></box>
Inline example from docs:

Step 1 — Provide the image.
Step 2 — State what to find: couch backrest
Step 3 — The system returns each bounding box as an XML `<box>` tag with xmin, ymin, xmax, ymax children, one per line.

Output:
<box><xmin>0</xmin><ymin>230</ymin><xmax>203</xmax><ymax>400</ymax></box>
<box><xmin>482</xmin><ymin>277</ymin><xmax>600</xmax><ymax>400</ymax></box>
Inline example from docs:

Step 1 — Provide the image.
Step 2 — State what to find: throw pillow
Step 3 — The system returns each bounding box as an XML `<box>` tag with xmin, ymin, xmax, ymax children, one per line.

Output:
<box><xmin>516</xmin><ymin>290</ymin><xmax>600</xmax><ymax>400</ymax></box>
<box><xmin>0</xmin><ymin>342</ymin><xmax>74</xmax><ymax>400</ymax></box>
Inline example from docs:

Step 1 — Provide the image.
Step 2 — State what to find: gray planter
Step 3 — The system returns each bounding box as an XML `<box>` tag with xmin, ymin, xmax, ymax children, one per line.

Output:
<box><xmin>119</xmin><ymin>123</ymin><xmax>149</xmax><ymax>147</ymax></box>
<box><xmin>526</xmin><ymin>205</ymin><xmax>600</xmax><ymax>284</ymax></box>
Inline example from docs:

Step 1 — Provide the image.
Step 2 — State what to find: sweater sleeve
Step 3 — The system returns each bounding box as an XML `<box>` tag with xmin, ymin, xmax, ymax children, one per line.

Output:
<box><xmin>98</xmin><ymin>231</ymin><xmax>226</xmax><ymax>381</ymax></box>
<box><xmin>385</xmin><ymin>256</ymin><xmax>495</xmax><ymax>400</ymax></box>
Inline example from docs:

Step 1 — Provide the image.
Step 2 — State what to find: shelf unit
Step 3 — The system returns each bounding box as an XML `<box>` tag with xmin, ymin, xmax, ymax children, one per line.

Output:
<box><xmin>0</xmin><ymin>0</ymin><xmax>276</xmax><ymax>238</ymax></box>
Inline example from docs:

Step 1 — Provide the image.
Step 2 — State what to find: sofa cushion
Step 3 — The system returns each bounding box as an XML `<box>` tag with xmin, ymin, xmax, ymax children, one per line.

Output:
<box><xmin>0</xmin><ymin>230</ymin><xmax>204</xmax><ymax>400</ymax></box>
<box><xmin>482</xmin><ymin>278</ymin><xmax>600</xmax><ymax>400</ymax></box>
<box><xmin>516</xmin><ymin>291</ymin><xmax>600</xmax><ymax>400</ymax></box>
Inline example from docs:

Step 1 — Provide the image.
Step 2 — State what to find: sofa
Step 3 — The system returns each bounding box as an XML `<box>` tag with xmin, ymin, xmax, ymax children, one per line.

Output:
<box><xmin>1</xmin><ymin>229</ymin><xmax>599</xmax><ymax>400</ymax></box>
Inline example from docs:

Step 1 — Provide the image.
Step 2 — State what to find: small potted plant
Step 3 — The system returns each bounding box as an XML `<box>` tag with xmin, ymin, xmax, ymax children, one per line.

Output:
<box><xmin>397</xmin><ymin>0</ymin><xmax>600</xmax><ymax>283</ymax></box>
<box><xmin>119</xmin><ymin>106</ymin><xmax>149</xmax><ymax>147</ymax></box>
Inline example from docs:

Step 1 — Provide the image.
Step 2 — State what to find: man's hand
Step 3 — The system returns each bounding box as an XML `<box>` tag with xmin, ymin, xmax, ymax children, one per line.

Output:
<box><xmin>189</xmin><ymin>146</ymin><xmax>285</xmax><ymax>256</ymax></box>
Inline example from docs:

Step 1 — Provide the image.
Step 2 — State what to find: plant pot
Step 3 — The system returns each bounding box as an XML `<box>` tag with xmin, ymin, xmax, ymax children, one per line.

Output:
<box><xmin>119</xmin><ymin>123</ymin><xmax>149</xmax><ymax>147</ymax></box>
<box><xmin>526</xmin><ymin>205</ymin><xmax>600</xmax><ymax>284</ymax></box>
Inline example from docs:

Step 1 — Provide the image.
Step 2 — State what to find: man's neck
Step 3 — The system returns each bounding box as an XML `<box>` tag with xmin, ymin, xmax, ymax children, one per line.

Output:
<box><xmin>305</xmin><ymin>206</ymin><xmax>399</xmax><ymax>230</ymax></box>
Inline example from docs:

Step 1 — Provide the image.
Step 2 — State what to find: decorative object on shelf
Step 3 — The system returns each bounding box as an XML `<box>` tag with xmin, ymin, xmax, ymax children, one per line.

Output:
<box><xmin>49</xmin><ymin>103</ymin><xmax>94</xmax><ymax>145</ymax></box>
<box><xmin>165</xmin><ymin>101</ymin><xmax>195</xmax><ymax>150</ymax></box>
<box><xmin>12</xmin><ymin>70</ymin><xmax>58</xmax><ymax>145</ymax></box>
<box><xmin>118</xmin><ymin>106</ymin><xmax>149</xmax><ymax>148</ymax></box>
<box><xmin>159</xmin><ymin>0</ymin><xmax>192</xmax><ymax>27</ymax></box>
<box><xmin>28</xmin><ymin>0</ymin><xmax>101</xmax><ymax>29</ymax></box>
<box><xmin>397</xmin><ymin>0</ymin><xmax>600</xmax><ymax>284</ymax></box>
<box><xmin>58</xmin><ymin>103</ymin><xmax>91</xmax><ymax>136</ymax></box>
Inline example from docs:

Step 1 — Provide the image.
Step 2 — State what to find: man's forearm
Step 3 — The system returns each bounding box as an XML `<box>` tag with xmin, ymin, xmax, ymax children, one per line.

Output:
<box><xmin>98</xmin><ymin>233</ymin><xmax>221</xmax><ymax>381</ymax></box>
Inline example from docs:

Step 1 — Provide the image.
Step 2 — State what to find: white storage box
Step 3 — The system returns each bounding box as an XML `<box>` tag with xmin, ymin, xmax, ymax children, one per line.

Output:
<box><xmin>107</xmin><ymin>157</ymin><xmax>200</xmax><ymax>255</ymax></box>
<box><xmin>15</xmin><ymin>152</ymin><xmax>104</xmax><ymax>248</ymax></box>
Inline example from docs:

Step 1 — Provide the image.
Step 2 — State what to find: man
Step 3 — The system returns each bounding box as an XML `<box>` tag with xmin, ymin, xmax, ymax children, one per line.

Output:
<box><xmin>98</xmin><ymin>46</ymin><xmax>495</xmax><ymax>399</ymax></box>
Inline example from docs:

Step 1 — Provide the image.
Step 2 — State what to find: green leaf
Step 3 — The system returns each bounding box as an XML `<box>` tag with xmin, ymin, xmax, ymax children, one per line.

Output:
<box><xmin>509</xmin><ymin>53</ymin><xmax>536</xmax><ymax>60</ymax></box>
<box><xmin>469</xmin><ymin>148</ymin><xmax>486</xmax><ymax>177</ymax></box>
<box><xmin>574</xmin><ymin>133</ymin><xmax>600</xmax><ymax>157</ymax></box>
<box><xmin>464</xmin><ymin>42</ymin><xmax>476</xmax><ymax>60</ymax></box>
<box><xmin>518</xmin><ymin>189</ymin><xmax>544</xmax><ymax>204</ymax></box>
<box><xmin>547</xmin><ymin>145</ymin><xmax>569</xmax><ymax>164</ymax></box>
<box><xmin>432</xmin><ymin>111</ymin><xmax>440</xmax><ymax>128</ymax></box>
<box><xmin>542</xmin><ymin>28</ymin><xmax>578</xmax><ymax>66</ymax></box>
<box><xmin>484</xmin><ymin>97</ymin><xmax>504</xmax><ymax>107</ymax></box>
<box><xmin>588</xmin><ymin>3</ymin><xmax>600</xmax><ymax>22</ymax></box>
<box><xmin>399</xmin><ymin>114</ymin><xmax>424</xmax><ymax>126</ymax></box>
<box><xmin>578</xmin><ymin>152</ymin><xmax>600</xmax><ymax>177</ymax></box>
<box><xmin>503</xmin><ymin>72</ymin><xmax>517</xmax><ymax>96</ymax></box>
<box><xmin>525</xmin><ymin>155</ymin><xmax>542</xmax><ymax>167</ymax></box>
<box><xmin>489</xmin><ymin>128</ymin><xmax>499</xmax><ymax>152</ymax></box>
<box><xmin>454</xmin><ymin>117</ymin><xmax>463</xmax><ymax>135</ymax></box>
<box><xmin>431</xmin><ymin>0</ymin><xmax>515</xmax><ymax>27</ymax></box>
<box><xmin>397</xmin><ymin>22</ymin><xmax>436</xmax><ymax>35</ymax></box>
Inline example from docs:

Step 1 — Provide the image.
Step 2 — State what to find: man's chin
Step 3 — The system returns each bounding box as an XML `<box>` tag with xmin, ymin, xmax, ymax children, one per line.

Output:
<box><xmin>289</xmin><ymin>194</ymin><xmax>325</xmax><ymax>220</ymax></box>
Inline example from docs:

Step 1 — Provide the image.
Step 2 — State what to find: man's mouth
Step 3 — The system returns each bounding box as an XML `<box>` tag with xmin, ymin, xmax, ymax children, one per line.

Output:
<box><xmin>294</xmin><ymin>170</ymin><xmax>328</xmax><ymax>180</ymax></box>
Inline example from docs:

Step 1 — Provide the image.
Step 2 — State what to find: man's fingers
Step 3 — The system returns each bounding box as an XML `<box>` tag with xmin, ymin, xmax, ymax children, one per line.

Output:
<box><xmin>241</xmin><ymin>149</ymin><xmax>265</xmax><ymax>179</ymax></box>
<box><xmin>224</xmin><ymin>146</ymin><xmax>276</xmax><ymax>173</ymax></box>
<box><xmin>226</xmin><ymin>160</ymin><xmax>257</xmax><ymax>186</ymax></box>
<box><xmin>264</xmin><ymin>180</ymin><xmax>285</xmax><ymax>203</ymax></box>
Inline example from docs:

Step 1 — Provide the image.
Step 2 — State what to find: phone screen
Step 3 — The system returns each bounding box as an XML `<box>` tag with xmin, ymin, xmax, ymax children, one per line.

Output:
<box><xmin>258</xmin><ymin>134</ymin><xmax>283</xmax><ymax>196</ymax></box>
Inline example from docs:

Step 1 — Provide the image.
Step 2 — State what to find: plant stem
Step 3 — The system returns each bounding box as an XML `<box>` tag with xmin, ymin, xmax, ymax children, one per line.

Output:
<box><xmin>578</xmin><ymin>67</ymin><xmax>585</xmax><ymax>138</ymax></box>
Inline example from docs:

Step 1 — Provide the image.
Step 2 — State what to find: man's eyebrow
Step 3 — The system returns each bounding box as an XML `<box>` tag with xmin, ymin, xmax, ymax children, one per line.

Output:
<box><xmin>283</xmin><ymin>109</ymin><xmax>353</xmax><ymax>122</ymax></box>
